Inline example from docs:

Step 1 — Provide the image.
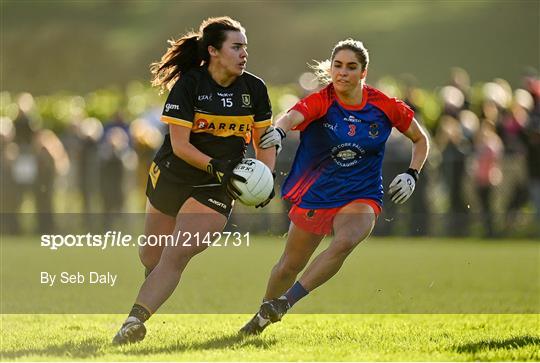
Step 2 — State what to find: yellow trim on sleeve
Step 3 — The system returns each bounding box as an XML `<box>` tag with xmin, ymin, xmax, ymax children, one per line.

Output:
<box><xmin>160</xmin><ymin>115</ymin><xmax>193</xmax><ymax>128</ymax></box>
<box><xmin>253</xmin><ymin>119</ymin><xmax>272</xmax><ymax>128</ymax></box>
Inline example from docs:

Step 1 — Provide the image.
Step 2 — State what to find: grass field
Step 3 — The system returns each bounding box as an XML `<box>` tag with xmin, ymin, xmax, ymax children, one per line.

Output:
<box><xmin>1</xmin><ymin>314</ymin><xmax>539</xmax><ymax>361</ymax></box>
<box><xmin>1</xmin><ymin>235</ymin><xmax>539</xmax><ymax>361</ymax></box>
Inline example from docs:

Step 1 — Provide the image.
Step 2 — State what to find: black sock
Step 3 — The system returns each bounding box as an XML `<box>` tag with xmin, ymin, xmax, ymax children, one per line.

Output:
<box><xmin>129</xmin><ymin>303</ymin><xmax>151</xmax><ymax>323</ymax></box>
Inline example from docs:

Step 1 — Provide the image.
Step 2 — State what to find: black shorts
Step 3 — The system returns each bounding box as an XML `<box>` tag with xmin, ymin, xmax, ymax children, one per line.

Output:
<box><xmin>145</xmin><ymin>162</ymin><xmax>233</xmax><ymax>218</ymax></box>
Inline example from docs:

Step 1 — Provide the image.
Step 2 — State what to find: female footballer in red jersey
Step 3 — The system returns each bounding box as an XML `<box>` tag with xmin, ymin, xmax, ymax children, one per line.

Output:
<box><xmin>112</xmin><ymin>17</ymin><xmax>276</xmax><ymax>344</ymax></box>
<box><xmin>240</xmin><ymin>39</ymin><xmax>429</xmax><ymax>334</ymax></box>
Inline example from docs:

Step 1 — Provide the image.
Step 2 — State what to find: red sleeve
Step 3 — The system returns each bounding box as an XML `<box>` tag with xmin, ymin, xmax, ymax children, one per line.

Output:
<box><xmin>366</xmin><ymin>86</ymin><xmax>414</xmax><ymax>133</ymax></box>
<box><xmin>290</xmin><ymin>85</ymin><xmax>334</xmax><ymax>131</ymax></box>
<box><xmin>388</xmin><ymin>98</ymin><xmax>414</xmax><ymax>132</ymax></box>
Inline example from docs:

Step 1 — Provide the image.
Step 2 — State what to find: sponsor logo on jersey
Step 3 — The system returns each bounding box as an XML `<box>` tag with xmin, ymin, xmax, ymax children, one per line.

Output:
<box><xmin>165</xmin><ymin>103</ymin><xmax>180</xmax><ymax>112</ymax></box>
<box><xmin>344</xmin><ymin>115</ymin><xmax>362</xmax><ymax>123</ymax></box>
<box><xmin>195</xmin><ymin>118</ymin><xmax>252</xmax><ymax>133</ymax></box>
<box><xmin>323</xmin><ymin>122</ymin><xmax>337</xmax><ymax>131</ymax></box>
<box><xmin>198</xmin><ymin>94</ymin><xmax>212</xmax><ymax>101</ymax></box>
<box><xmin>368</xmin><ymin>123</ymin><xmax>380</xmax><ymax>138</ymax></box>
<box><xmin>241</xmin><ymin>94</ymin><xmax>251</xmax><ymax>107</ymax></box>
<box><xmin>208</xmin><ymin>198</ymin><xmax>227</xmax><ymax>209</ymax></box>
<box><xmin>336</xmin><ymin>149</ymin><xmax>357</xmax><ymax>160</ymax></box>
<box><xmin>331</xmin><ymin>143</ymin><xmax>366</xmax><ymax>167</ymax></box>
<box><xmin>217</xmin><ymin>92</ymin><xmax>234</xmax><ymax>97</ymax></box>
<box><xmin>196</xmin><ymin>119</ymin><xmax>209</xmax><ymax>129</ymax></box>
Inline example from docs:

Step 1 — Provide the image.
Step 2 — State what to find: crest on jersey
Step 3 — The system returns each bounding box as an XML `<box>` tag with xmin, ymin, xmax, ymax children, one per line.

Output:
<box><xmin>368</xmin><ymin>123</ymin><xmax>379</xmax><ymax>138</ymax></box>
<box><xmin>241</xmin><ymin>94</ymin><xmax>251</xmax><ymax>107</ymax></box>
<box><xmin>331</xmin><ymin>143</ymin><xmax>366</xmax><ymax>167</ymax></box>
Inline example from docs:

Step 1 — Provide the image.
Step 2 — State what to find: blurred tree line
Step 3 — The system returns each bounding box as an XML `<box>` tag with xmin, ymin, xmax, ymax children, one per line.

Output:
<box><xmin>2</xmin><ymin>0</ymin><xmax>539</xmax><ymax>94</ymax></box>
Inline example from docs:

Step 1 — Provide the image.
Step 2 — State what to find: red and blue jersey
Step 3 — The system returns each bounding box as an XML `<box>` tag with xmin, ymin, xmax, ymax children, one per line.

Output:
<box><xmin>282</xmin><ymin>83</ymin><xmax>414</xmax><ymax>209</ymax></box>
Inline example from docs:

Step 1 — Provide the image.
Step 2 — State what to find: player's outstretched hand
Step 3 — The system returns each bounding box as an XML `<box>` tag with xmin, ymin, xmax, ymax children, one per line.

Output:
<box><xmin>207</xmin><ymin>158</ymin><xmax>246</xmax><ymax>199</ymax></box>
<box><xmin>388</xmin><ymin>168</ymin><xmax>419</xmax><ymax>204</ymax></box>
<box><xmin>259</xmin><ymin>126</ymin><xmax>286</xmax><ymax>154</ymax></box>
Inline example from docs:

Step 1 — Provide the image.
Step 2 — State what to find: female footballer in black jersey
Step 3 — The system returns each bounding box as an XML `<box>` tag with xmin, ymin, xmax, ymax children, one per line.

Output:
<box><xmin>113</xmin><ymin>17</ymin><xmax>276</xmax><ymax>345</ymax></box>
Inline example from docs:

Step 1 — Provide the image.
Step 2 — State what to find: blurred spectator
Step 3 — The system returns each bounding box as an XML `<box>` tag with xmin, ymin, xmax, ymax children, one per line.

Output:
<box><xmin>98</xmin><ymin>126</ymin><xmax>137</xmax><ymax>227</ymax></box>
<box><xmin>33</xmin><ymin>129</ymin><xmax>70</xmax><ymax>233</ymax></box>
<box><xmin>522</xmin><ymin>69</ymin><xmax>540</xmax><ymax>235</ymax></box>
<box><xmin>440</xmin><ymin>86</ymin><xmax>465</xmax><ymax>119</ymax></box>
<box><xmin>104</xmin><ymin>111</ymin><xmax>130</xmax><ymax>143</ymax></box>
<box><xmin>4</xmin><ymin>93</ymin><xmax>70</xmax><ymax>233</ymax></box>
<box><xmin>450</xmin><ymin>67</ymin><xmax>471</xmax><ymax>111</ymax></box>
<box><xmin>61</xmin><ymin>118</ymin><xmax>83</xmax><ymax>212</ymax></box>
<box><xmin>0</xmin><ymin>117</ymin><xmax>20</xmax><ymax>234</ymax></box>
<box><xmin>435</xmin><ymin>115</ymin><xmax>471</xmax><ymax>236</ymax></box>
<box><xmin>78</xmin><ymin>117</ymin><xmax>103</xmax><ymax>213</ymax></box>
<box><xmin>481</xmin><ymin>80</ymin><xmax>526</xmax><ymax>233</ymax></box>
<box><xmin>498</xmin><ymin>97</ymin><xmax>530</xmax><ymax>230</ymax></box>
<box><xmin>472</xmin><ymin>120</ymin><xmax>503</xmax><ymax>238</ymax></box>
<box><xmin>11</xmin><ymin>95</ymin><xmax>39</xmax><ymax>232</ymax></box>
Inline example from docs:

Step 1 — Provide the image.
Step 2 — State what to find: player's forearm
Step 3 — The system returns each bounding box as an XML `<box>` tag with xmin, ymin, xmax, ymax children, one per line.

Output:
<box><xmin>169</xmin><ymin>124</ymin><xmax>213</xmax><ymax>171</ymax></box>
<box><xmin>275</xmin><ymin>110</ymin><xmax>305</xmax><ymax>133</ymax></box>
<box><xmin>171</xmin><ymin>142</ymin><xmax>212</xmax><ymax>171</ymax></box>
<box><xmin>409</xmin><ymin>132</ymin><xmax>429</xmax><ymax>172</ymax></box>
<box><xmin>254</xmin><ymin>146</ymin><xmax>276</xmax><ymax>172</ymax></box>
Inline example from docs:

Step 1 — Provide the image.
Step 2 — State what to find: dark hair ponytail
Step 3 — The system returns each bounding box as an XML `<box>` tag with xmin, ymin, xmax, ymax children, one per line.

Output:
<box><xmin>151</xmin><ymin>17</ymin><xmax>245</xmax><ymax>93</ymax></box>
<box><xmin>150</xmin><ymin>33</ymin><xmax>202</xmax><ymax>93</ymax></box>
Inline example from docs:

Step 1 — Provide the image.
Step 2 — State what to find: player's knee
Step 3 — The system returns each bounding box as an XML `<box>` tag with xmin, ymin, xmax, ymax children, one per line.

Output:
<box><xmin>329</xmin><ymin>235</ymin><xmax>362</xmax><ymax>257</ymax></box>
<box><xmin>139</xmin><ymin>247</ymin><xmax>161</xmax><ymax>270</ymax></box>
<box><xmin>160</xmin><ymin>246</ymin><xmax>205</xmax><ymax>270</ymax></box>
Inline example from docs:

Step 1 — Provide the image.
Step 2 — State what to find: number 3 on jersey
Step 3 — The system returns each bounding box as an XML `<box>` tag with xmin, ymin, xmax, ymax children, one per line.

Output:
<box><xmin>221</xmin><ymin>98</ymin><xmax>233</xmax><ymax>108</ymax></box>
<box><xmin>348</xmin><ymin>124</ymin><xmax>356</xmax><ymax>136</ymax></box>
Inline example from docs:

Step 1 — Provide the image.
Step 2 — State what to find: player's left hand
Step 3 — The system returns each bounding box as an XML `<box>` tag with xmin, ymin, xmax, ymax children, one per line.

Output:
<box><xmin>207</xmin><ymin>158</ymin><xmax>246</xmax><ymax>199</ymax></box>
<box><xmin>259</xmin><ymin>126</ymin><xmax>286</xmax><ymax>154</ymax></box>
<box><xmin>388</xmin><ymin>169</ymin><xmax>419</xmax><ymax>204</ymax></box>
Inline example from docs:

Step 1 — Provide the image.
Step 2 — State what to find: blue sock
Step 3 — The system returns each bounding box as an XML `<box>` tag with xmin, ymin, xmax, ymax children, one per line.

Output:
<box><xmin>284</xmin><ymin>281</ymin><xmax>309</xmax><ymax>307</ymax></box>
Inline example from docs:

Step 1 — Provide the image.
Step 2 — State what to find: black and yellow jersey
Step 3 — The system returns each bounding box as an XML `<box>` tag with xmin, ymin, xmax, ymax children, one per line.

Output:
<box><xmin>153</xmin><ymin>66</ymin><xmax>272</xmax><ymax>185</ymax></box>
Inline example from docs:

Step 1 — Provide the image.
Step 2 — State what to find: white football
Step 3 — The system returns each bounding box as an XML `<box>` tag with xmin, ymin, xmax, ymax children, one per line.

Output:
<box><xmin>231</xmin><ymin>158</ymin><xmax>274</xmax><ymax>206</ymax></box>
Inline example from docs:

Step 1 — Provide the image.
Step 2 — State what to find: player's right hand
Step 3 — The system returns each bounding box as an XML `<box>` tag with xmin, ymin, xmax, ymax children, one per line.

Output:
<box><xmin>388</xmin><ymin>168</ymin><xmax>419</xmax><ymax>204</ymax></box>
<box><xmin>259</xmin><ymin>126</ymin><xmax>286</xmax><ymax>154</ymax></box>
<box><xmin>206</xmin><ymin>158</ymin><xmax>246</xmax><ymax>199</ymax></box>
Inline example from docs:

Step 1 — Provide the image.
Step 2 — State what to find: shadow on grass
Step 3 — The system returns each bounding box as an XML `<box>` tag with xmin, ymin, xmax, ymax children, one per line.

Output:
<box><xmin>128</xmin><ymin>332</ymin><xmax>277</xmax><ymax>355</ymax></box>
<box><xmin>0</xmin><ymin>337</ymin><xmax>104</xmax><ymax>359</ymax></box>
<box><xmin>1</xmin><ymin>333</ymin><xmax>276</xmax><ymax>359</ymax></box>
<box><xmin>455</xmin><ymin>335</ymin><xmax>540</xmax><ymax>353</ymax></box>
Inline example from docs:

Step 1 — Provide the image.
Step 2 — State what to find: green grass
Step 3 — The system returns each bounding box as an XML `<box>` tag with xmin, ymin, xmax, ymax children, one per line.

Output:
<box><xmin>1</xmin><ymin>236</ymin><xmax>539</xmax><ymax>360</ymax></box>
<box><xmin>1</xmin><ymin>314</ymin><xmax>539</xmax><ymax>361</ymax></box>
